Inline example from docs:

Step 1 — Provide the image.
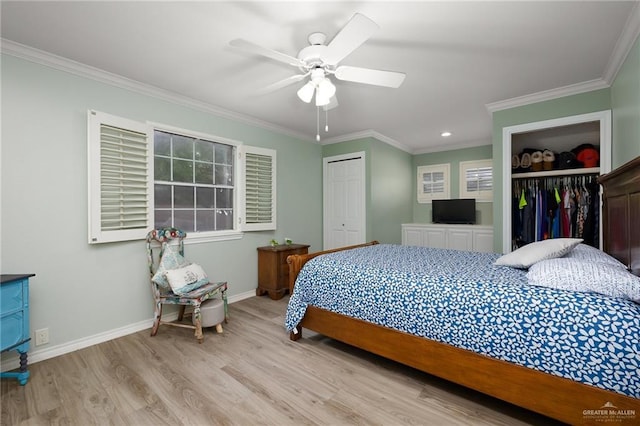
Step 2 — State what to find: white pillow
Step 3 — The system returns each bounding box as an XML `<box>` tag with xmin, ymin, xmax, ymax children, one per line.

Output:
<box><xmin>152</xmin><ymin>243</ymin><xmax>190</xmax><ymax>288</ymax></box>
<box><xmin>563</xmin><ymin>243</ymin><xmax>627</xmax><ymax>269</ymax></box>
<box><xmin>165</xmin><ymin>263</ymin><xmax>209</xmax><ymax>295</ymax></box>
<box><xmin>494</xmin><ymin>238</ymin><xmax>583</xmax><ymax>269</ymax></box>
<box><xmin>527</xmin><ymin>258</ymin><xmax>640</xmax><ymax>303</ymax></box>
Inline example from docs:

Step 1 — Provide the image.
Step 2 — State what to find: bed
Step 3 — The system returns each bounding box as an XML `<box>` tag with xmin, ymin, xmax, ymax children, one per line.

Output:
<box><xmin>285</xmin><ymin>156</ymin><xmax>640</xmax><ymax>425</ymax></box>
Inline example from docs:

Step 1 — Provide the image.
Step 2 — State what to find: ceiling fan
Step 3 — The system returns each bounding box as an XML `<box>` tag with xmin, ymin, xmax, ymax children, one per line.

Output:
<box><xmin>229</xmin><ymin>13</ymin><xmax>406</xmax><ymax>110</ymax></box>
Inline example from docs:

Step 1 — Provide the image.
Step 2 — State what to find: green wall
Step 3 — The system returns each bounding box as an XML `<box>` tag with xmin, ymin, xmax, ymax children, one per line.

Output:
<box><xmin>611</xmin><ymin>35</ymin><xmax>640</xmax><ymax>167</ymax></box>
<box><xmin>370</xmin><ymin>139</ymin><xmax>413</xmax><ymax>244</ymax></box>
<box><xmin>1</xmin><ymin>54</ymin><xmax>322</xmax><ymax>352</ymax></box>
<box><xmin>412</xmin><ymin>145</ymin><xmax>493</xmax><ymax>225</ymax></box>
<box><xmin>322</xmin><ymin>137</ymin><xmax>412</xmax><ymax>244</ymax></box>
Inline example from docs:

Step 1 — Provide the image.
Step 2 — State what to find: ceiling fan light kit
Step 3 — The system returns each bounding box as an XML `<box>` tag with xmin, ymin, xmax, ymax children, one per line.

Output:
<box><xmin>297</xmin><ymin>82</ymin><xmax>315</xmax><ymax>103</ymax></box>
<box><xmin>230</xmin><ymin>12</ymin><xmax>406</xmax><ymax>140</ymax></box>
<box><xmin>295</xmin><ymin>68</ymin><xmax>336</xmax><ymax>107</ymax></box>
<box><xmin>315</xmin><ymin>79</ymin><xmax>335</xmax><ymax>106</ymax></box>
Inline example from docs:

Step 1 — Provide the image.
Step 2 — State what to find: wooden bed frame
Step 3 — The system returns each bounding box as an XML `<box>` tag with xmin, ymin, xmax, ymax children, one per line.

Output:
<box><xmin>286</xmin><ymin>157</ymin><xmax>640</xmax><ymax>425</ymax></box>
<box><xmin>599</xmin><ymin>156</ymin><xmax>640</xmax><ymax>276</ymax></box>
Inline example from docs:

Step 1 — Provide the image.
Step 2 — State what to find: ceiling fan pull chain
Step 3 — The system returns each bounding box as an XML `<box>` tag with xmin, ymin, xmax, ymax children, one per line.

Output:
<box><xmin>316</xmin><ymin>107</ymin><xmax>321</xmax><ymax>141</ymax></box>
<box><xmin>325</xmin><ymin>109</ymin><xmax>329</xmax><ymax>132</ymax></box>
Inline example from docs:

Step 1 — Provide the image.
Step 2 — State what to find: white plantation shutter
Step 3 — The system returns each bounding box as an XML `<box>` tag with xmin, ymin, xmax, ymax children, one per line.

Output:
<box><xmin>417</xmin><ymin>164</ymin><xmax>450</xmax><ymax>203</ymax></box>
<box><xmin>424</xmin><ymin>171</ymin><xmax>445</xmax><ymax>194</ymax></box>
<box><xmin>88</xmin><ymin>110</ymin><xmax>152</xmax><ymax>243</ymax></box>
<box><xmin>242</xmin><ymin>146</ymin><xmax>276</xmax><ymax>231</ymax></box>
<box><xmin>460</xmin><ymin>159</ymin><xmax>493</xmax><ymax>201</ymax></box>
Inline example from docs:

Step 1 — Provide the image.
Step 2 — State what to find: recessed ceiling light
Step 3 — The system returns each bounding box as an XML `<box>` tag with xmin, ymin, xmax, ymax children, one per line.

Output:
<box><xmin>441</xmin><ymin>131</ymin><xmax>452</xmax><ymax>137</ymax></box>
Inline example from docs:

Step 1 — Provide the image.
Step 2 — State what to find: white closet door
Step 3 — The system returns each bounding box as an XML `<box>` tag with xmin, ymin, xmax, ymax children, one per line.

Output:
<box><xmin>323</xmin><ymin>153</ymin><xmax>366</xmax><ymax>250</ymax></box>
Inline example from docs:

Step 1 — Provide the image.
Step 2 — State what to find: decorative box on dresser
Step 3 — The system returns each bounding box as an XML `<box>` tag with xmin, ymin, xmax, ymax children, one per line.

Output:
<box><xmin>257</xmin><ymin>244</ymin><xmax>309</xmax><ymax>300</ymax></box>
<box><xmin>402</xmin><ymin>224</ymin><xmax>494</xmax><ymax>253</ymax></box>
<box><xmin>1</xmin><ymin>274</ymin><xmax>35</xmax><ymax>385</ymax></box>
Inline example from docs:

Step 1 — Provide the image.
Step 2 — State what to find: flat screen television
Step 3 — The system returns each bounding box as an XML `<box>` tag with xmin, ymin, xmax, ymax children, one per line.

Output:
<box><xmin>432</xmin><ymin>199</ymin><xmax>476</xmax><ymax>224</ymax></box>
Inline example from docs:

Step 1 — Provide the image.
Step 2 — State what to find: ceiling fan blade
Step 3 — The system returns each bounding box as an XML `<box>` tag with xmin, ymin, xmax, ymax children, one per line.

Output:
<box><xmin>323</xmin><ymin>96</ymin><xmax>339</xmax><ymax>111</ymax></box>
<box><xmin>229</xmin><ymin>39</ymin><xmax>303</xmax><ymax>67</ymax></box>
<box><xmin>322</xmin><ymin>13</ymin><xmax>379</xmax><ymax>65</ymax></box>
<box><xmin>335</xmin><ymin>65</ymin><xmax>406</xmax><ymax>88</ymax></box>
<box><xmin>258</xmin><ymin>74</ymin><xmax>308</xmax><ymax>95</ymax></box>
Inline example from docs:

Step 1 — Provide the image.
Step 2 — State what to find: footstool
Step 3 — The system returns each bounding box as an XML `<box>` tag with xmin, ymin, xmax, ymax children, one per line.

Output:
<box><xmin>194</xmin><ymin>298</ymin><xmax>225</xmax><ymax>333</ymax></box>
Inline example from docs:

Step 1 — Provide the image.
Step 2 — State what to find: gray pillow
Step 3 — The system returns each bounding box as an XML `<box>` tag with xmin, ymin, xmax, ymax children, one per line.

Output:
<box><xmin>563</xmin><ymin>243</ymin><xmax>627</xmax><ymax>269</ymax></box>
<box><xmin>527</xmin><ymin>258</ymin><xmax>640</xmax><ymax>303</ymax></box>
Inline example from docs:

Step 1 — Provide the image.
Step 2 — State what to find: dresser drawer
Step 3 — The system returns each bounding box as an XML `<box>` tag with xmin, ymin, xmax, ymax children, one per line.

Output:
<box><xmin>0</xmin><ymin>279</ymin><xmax>25</xmax><ymax>313</ymax></box>
<box><xmin>1</xmin><ymin>311</ymin><xmax>24</xmax><ymax>350</ymax></box>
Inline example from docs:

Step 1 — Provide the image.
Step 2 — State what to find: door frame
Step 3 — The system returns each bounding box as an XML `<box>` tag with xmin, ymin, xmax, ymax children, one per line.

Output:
<box><xmin>323</xmin><ymin>152</ymin><xmax>367</xmax><ymax>249</ymax></box>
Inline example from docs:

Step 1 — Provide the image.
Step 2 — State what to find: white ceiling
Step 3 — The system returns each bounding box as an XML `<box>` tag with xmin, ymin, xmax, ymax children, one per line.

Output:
<box><xmin>2</xmin><ymin>1</ymin><xmax>639</xmax><ymax>153</ymax></box>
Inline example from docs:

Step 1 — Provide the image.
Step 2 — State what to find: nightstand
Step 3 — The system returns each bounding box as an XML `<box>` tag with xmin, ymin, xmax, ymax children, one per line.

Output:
<box><xmin>257</xmin><ymin>244</ymin><xmax>309</xmax><ymax>300</ymax></box>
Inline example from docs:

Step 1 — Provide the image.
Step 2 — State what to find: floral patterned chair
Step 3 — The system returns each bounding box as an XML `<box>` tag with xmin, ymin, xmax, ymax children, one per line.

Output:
<box><xmin>146</xmin><ymin>227</ymin><xmax>228</xmax><ymax>343</ymax></box>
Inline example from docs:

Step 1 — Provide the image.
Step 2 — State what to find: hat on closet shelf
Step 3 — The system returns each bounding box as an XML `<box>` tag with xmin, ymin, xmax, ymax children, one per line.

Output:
<box><xmin>558</xmin><ymin>151</ymin><xmax>580</xmax><ymax>169</ymax></box>
<box><xmin>542</xmin><ymin>150</ymin><xmax>555</xmax><ymax>171</ymax></box>
<box><xmin>576</xmin><ymin>147</ymin><xmax>599</xmax><ymax>168</ymax></box>
<box><xmin>531</xmin><ymin>151</ymin><xmax>543</xmax><ymax>171</ymax></box>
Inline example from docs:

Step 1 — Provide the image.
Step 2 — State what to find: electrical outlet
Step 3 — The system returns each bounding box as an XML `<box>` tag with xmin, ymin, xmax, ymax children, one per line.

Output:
<box><xmin>34</xmin><ymin>328</ymin><xmax>49</xmax><ymax>346</ymax></box>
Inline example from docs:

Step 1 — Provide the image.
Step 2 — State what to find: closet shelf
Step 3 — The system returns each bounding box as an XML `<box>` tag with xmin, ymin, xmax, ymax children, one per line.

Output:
<box><xmin>511</xmin><ymin>167</ymin><xmax>599</xmax><ymax>179</ymax></box>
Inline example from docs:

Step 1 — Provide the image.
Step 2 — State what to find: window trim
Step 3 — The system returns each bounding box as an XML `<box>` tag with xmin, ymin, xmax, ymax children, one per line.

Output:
<box><xmin>417</xmin><ymin>163</ymin><xmax>450</xmax><ymax>203</ymax></box>
<box><xmin>459</xmin><ymin>159</ymin><xmax>493</xmax><ymax>202</ymax></box>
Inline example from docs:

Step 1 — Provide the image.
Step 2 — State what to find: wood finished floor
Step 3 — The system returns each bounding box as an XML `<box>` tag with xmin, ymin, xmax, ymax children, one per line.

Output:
<box><xmin>1</xmin><ymin>296</ymin><xmax>565</xmax><ymax>425</ymax></box>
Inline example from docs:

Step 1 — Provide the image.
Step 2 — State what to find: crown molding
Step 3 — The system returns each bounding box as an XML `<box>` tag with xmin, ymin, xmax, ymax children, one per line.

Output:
<box><xmin>0</xmin><ymin>38</ymin><xmax>313</xmax><ymax>143</ymax></box>
<box><xmin>603</xmin><ymin>1</ymin><xmax>640</xmax><ymax>84</ymax></box>
<box><xmin>321</xmin><ymin>130</ymin><xmax>413</xmax><ymax>153</ymax></box>
<box><xmin>485</xmin><ymin>79</ymin><xmax>610</xmax><ymax>113</ymax></box>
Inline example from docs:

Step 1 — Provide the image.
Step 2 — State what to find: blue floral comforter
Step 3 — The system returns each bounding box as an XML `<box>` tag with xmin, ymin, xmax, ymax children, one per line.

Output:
<box><xmin>285</xmin><ymin>244</ymin><xmax>640</xmax><ymax>398</ymax></box>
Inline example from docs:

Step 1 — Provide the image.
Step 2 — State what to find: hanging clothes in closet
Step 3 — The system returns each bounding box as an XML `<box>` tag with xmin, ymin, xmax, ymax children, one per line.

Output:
<box><xmin>512</xmin><ymin>174</ymin><xmax>599</xmax><ymax>249</ymax></box>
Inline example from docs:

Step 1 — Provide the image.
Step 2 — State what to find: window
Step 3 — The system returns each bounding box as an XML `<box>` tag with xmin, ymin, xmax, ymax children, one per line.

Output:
<box><xmin>153</xmin><ymin>129</ymin><xmax>236</xmax><ymax>233</ymax></box>
<box><xmin>88</xmin><ymin>110</ymin><xmax>276</xmax><ymax>243</ymax></box>
<box><xmin>460</xmin><ymin>159</ymin><xmax>493</xmax><ymax>201</ymax></box>
<box><xmin>417</xmin><ymin>163</ymin><xmax>450</xmax><ymax>203</ymax></box>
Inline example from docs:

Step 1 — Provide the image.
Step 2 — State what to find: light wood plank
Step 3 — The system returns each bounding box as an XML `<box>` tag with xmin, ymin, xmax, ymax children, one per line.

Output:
<box><xmin>1</xmin><ymin>296</ymin><xmax>562</xmax><ymax>425</ymax></box>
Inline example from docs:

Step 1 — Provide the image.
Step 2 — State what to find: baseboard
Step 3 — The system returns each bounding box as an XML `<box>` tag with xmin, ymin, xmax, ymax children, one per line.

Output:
<box><xmin>1</xmin><ymin>290</ymin><xmax>256</xmax><ymax>372</ymax></box>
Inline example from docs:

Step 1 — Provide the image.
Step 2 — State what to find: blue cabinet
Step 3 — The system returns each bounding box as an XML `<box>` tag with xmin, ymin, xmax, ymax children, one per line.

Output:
<box><xmin>1</xmin><ymin>274</ymin><xmax>34</xmax><ymax>385</ymax></box>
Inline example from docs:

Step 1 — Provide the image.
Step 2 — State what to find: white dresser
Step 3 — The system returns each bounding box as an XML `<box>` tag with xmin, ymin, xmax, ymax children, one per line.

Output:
<box><xmin>401</xmin><ymin>223</ymin><xmax>494</xmax><ymax>253</ymax></box>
